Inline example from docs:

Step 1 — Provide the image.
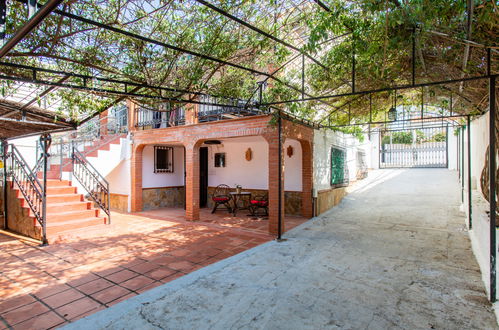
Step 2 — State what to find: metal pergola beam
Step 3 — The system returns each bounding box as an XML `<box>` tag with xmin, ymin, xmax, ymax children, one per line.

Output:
<box><xmin>195</xmin><ymin>0</ymin><xmax>330</xmax><ymax>71</ymax></box>
<box><xmin>0</xmin><ymin>73</ymin><xmax>262</xmax><ymax>109</ymax></box>
<box><xmin>261</xmin><ymin>74</ymin><xmax>498</xmax><ymax>106</ymax></box>
<box><xmin>322</xmin><ymin>114</ymin><xmax>467</xmax><ymax>129</ymax></box>
<box><xmin>0</xmin><ymin>61</ymin><xmax>207</xmax><ymax>98</ymax></box>
<box><xmin>49</xmin><ymin>9</ymin><xmax>347</xmax><ymax>114</ymax></box>
<box><xmin>0</xmin><ymin>0</ymin><xmax>64</xmax><ymax>59</ymax></box>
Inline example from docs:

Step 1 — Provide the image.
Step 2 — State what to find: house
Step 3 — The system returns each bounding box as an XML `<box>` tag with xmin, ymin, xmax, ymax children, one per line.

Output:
<box><xmin>4</xmin><ymin>96</ymin><xmax>371</xmax><ymax>241</ymax></box>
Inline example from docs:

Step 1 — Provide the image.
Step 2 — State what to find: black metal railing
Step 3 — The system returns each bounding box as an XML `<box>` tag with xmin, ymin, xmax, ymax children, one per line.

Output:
<box><xmin>135</xmin><ymin>103</ymin><xmax>185</xmax><ymax>128</ymax></box>
<box><xmin>9</xmin><ymin>145</ymin><xmax>46</xmax><ymax>239</ymax></box>
<box><xmin>72</xmin><ymin>146</ymin><xmax>110</xmax><ymax>223</ymax></box>
<box><xmin>135</xmin><ymin>95</ymin><xmax>265</xmax><ymax>129</ymax></box>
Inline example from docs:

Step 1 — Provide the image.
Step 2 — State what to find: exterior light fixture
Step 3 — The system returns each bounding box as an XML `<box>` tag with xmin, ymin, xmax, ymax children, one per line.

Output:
<box><xmin>388</xmin><ymin>107</ymin><xmax>397</xmax><ymax>121</ymax></box>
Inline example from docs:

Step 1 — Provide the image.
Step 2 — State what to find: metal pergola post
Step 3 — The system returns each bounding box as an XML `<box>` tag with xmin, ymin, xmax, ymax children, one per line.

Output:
<box><xmin>277</xmin><ymin>110</ymin><xmax>283</xmax><ymax>241</ymax></box>
<box><xmin>40</xmin><ymin>134</ymin><xmax>50</xmax><ymax>246</ymax></box>
<box><xmin>462</xmin><ymin>125</ymin><xmax>465</xmax><ymax>204</ymax></box>
<box><xmin>2</xmin><ymin>139</ymin><xmax>8</xmax><ymax>230</ymax></box>
<box><xmin>489</xmin><ymin>74</ymin><xmax>496</xmax><ymax>303</ymax></box>
<box><xmin>467</xmin><ymin>115</ymin><xmax>472</xmax><ymax>229</ymax></box>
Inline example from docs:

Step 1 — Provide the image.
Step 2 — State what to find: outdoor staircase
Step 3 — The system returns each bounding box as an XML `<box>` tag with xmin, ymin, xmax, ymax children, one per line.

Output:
<box><xmin>40</xmin><ymin>134</ymin><xmax>125</xmax><ymax>179</ymax></box>
<box><xmin>10</xmin><ymin>179</ymin><xmax>107</xmax><ymax>242</ymax></box>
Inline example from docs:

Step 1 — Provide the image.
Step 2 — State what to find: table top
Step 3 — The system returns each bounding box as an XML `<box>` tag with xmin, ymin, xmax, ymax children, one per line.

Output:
<box><xmin>229</xmin><ymin>191</ymin><xmax>251</xmax><ymax>195</ymax></box>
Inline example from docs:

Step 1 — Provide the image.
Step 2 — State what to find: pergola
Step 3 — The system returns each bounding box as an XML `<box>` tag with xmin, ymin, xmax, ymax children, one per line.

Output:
<box><xmin>0</xmin><ymin>0</ymin><xmax>496</xmax><ymax>300</ymax></box>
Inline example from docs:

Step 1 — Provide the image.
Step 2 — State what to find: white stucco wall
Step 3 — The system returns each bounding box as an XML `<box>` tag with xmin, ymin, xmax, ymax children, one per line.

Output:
<box><xmin>447</xmin><ymin>127</ymin><xmax>459</xmax><ymax>171</ymax></box>
<box><xmin>205</xmin><ymin>136</ymin><xmax>303</xmax><ymax>191</ymax></box>
<box><xmin>8</xmin><ymin>135</ymin><xmax>39</xmax><ymax>168</ymax></box>
<box><xmin>207</xmin><ymin>136</ymin><xmax>268</xmax><ymax>190</ymax></box>
<box><xmin>283</xmin><ymin>139</ymin><xmax>302</xmax><ymax>191</ymax></box>
<box><xmin>313</xmin><ymin>129</ymin><xmax>372</xmax><ymax>192</ymax></box>
<box><xmin>462</xmin><ymin>112</ymin><xmax>498</xmax><ymax>298</ymax></box>
<box><xmin>142</xmin><ymin>145</ymin><xmax>185</xmax><ymax>188</ymax></box>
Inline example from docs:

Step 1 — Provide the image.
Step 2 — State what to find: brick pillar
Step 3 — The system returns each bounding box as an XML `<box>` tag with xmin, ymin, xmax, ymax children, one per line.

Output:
<box><xmin>266</xmin><ymin>132</ymin><xmax>285</xmax><ymax>235</ymax></box>
<box><xmin>130</xmin><ymin>144</ymin><xmax>144</xmax><ymax>212</ymax></box>
<box><xmin>185</xmin><ymin>102</ymin><xmax>199</xmax><ymax>125</ymax></box>
<box><xmin>126</xmin><ymin>99</ymin><xmax>137</xmax><ymax>132</ymax></box>
<box><xmin>185</xmin><ymin>142</ymin><xmax>200</xmax><ymax>220</ymax></box>
<box><xmin>99</xmin><ymin>110</ymin><xmax>108</xmax><ymax>136</ymax></box>
<box><xmin>300</xmin><ymin>140</ymin><xmax>313</xmax><ymax>218</ymax></box>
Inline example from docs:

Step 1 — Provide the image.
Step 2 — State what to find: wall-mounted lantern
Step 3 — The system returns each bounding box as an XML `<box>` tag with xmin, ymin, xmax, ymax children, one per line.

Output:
<box><xmin>388</xmin><ymin>107</ymin><xmax>397</xmax><ymax>121</ymax></box>
<box><xmin>245</xmin><ymin>148</ymin><xmax>252</xmax><ymax>161</ymax></box>
<box><xmin>287</xmin><ymin>145</ymin><xmax>294</xmax><ymax>158</ymax></box>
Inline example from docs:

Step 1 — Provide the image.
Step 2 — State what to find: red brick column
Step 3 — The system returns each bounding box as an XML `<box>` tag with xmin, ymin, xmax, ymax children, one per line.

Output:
<box><xmin>130</xmin><ymin>144</ymin><xmax>144</xmax><ymax>212</ymax></box>
<box><xmin>185</xmin><ymin>142</ymin><xmax>200</xmax><ymax>220</ymax></box>
<box><xmin>300</xmin><ymin>140</ymin><xmax>313</xmax><ymax>218</ymax></box>
<box><xmin>265</xmin><ymin>131</ymin><xmax>285</xmax><ymax>235</ymax></box>
<box><xmin>126</xmin><ymin>99</ymin><xmax>137</xmax><ymax>132</ymax></box>
<box><xmin>99</xmin><ymin>110</ymin><xmax>108</xmax><ymax>136</ymax></box>
<box><xmin>185</xmin><ymin>102</ymin><xmax>199</xmax><ymax>125</ymax></box>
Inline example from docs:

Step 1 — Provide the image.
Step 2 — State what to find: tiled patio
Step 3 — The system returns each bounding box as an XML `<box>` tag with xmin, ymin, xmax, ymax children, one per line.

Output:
<box><xmin>0</xmin><ymin>208</ymin><xmax>307</xmax><ymax>329</ymax></box>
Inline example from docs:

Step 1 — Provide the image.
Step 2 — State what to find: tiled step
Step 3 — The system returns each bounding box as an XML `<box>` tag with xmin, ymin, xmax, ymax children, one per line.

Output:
<box><xmin>46</xmin><ymin>180</ymin><xmax>71</xmax><ymax>187</ymax></box>
<box><xmin>46</xmin><ymin>201</ymin><xmax>91</xmax><ymax>213</ymax></box>
<box><xmin>46</xmin><ymin>194</ymin><xmax>83</xmax><ymax>203</ymax></box>
<box><xmin>48</xmin><ymin>222</ymin><xmax>111</xmax><ymax>243</ymax></box>
<box><xmin>47</xmin><ymin>209</ymin><xmax>100</xmax><ymax>222</ymax></box>
<box><xmin>46</xmin><ymin>186</ymin><xmax>77</xmax><ymax>194</ymax></box>
<box><xmin>37</xmin><ymin>171</ymin><xmax>60</xmax><ymax>180</ymax></box>
<box><xmin>40</xmin><ymin>217</ymin><xmax>107</xmax><ymax>235</ymax></box>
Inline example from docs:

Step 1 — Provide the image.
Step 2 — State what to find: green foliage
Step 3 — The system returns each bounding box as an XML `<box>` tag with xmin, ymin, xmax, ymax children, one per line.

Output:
<box><xmin>431</xmin><ymin>132</ymin><xmax>446</xmax><ymax>142</ymax></box>
<box><xmin>382</xmin><ymin>131</ymin><xmax>413</xmax><ymax>145</ymax></box>
<box><xmin>0</xmin><ymin>0</ymin><xmax>496</xmax><ymax>121</ymax></box>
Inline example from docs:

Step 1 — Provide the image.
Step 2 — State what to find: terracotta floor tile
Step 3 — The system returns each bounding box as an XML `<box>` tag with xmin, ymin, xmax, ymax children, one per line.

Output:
<box><xmin>149</xmin><ymin>255</ymin><xmax>177</xmax><ymax>266</ymax></box>
<box><xmin>144</xmin><ymin>267</ymin><xmax>177</xmax><ymax>281</ymax></box>
<box><xmin>169</xmin><ymin>249</ymin><xmax>190</xmax><ymax>257</ymax></box>
<box><xmin>11</xmin><ymin>311</ymin><xmax>65</xmax><ymax>330</ymax></box>
<box><xmin>106</xmin><ymin>293</ymin><xmax>137</xmax><ymax>307</ymax></box>
<box><xmin>69</xmin><ymin>305</ymin><xmax>106</xmax><ymax>322</ymax></box>
<box><xmin>2</xmin><ymin>301</ymin><xmax>50</xmax><ymax>326</ymax></box>
<box><xmin>66</xmin><ymin>273</ymin><xmax>100</xmax><ymax>287</ymax></box>
<box><xmin>0</xmin><ymin>208</ymin><xmax>308</xmax><ymax>328</ymax></box>
<box><xmin>137</xmin><ymin>281</ymin><xmax>162</xmax><ymax>294</ymax></box>
<box><xmin>120</xmin><ymin>275</ymin><xmax>155</xmax><ymax>291</ymax></box>
<box><xmin>167</xmin><ymin>260</ymin><xmax>196</xmax><ymax>272</ymax></box>
<box><xmin>93</xmin><ymin>266</ymin><xmax>123</xmax><ymax>277</ymax></box>
<box><xmin>42</xmin><ymin>289</ymin><xmax>85</xmax><ymax>309</ymax></box>
<box><xmin>76</xmin><ymin>279</ymin><xmax>113</xmax><ymax>295</ymax></box>
<box><xmin>106</xmin><ymin>269</ymin><xmax>138</xmax><ymax>284</ymax></box>
<box><xmin>33</xmin><ymin>283</ymin><xmax>72</xmax><ymax>300</ymax></box>
<box><xmin>127</xmin><ymin>262</ymin><xmax>160</xmax><ymax>274</ymax></box>
<box><xmin>90</xmin><ymin>285</ymin><xmax>131</xmax><ymax>304</ymax></box>
<box><xmin>0</xmin><ymin>295</ymin><xmax>36</xmax><ymax>314</ymax></box>
<box><xmin>55</xmin><ymin>297</ymin><xmax>101</xmax><ymax>320</ymax></box>
<box><xmin>160</xmin><ymin>272</ymin><xmax>185</xmax><ymax>284</ymax></box>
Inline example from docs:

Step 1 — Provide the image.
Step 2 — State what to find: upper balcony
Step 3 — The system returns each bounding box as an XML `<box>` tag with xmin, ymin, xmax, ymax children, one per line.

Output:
<box><xmin>134</xmin><ymin>95</ymin><xmax>267</xmax><ymax>130</ymax></box>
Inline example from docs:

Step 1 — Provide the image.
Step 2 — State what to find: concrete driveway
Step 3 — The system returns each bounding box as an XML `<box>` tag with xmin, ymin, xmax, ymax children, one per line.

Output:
<box><xmin>66</xmin><ymin>169</ymin><xmax>498</xmax><ymax>329</ymax></box>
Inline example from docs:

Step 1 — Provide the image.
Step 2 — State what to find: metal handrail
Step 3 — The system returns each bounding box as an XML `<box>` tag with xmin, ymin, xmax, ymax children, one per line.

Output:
<box><xmin>71</xmin><ymin>146</ymin><xmax>111</xmax><ymax>223</ymax></box>
<box><xmin>9</xmin><ymin>145</ymin><xmax>46</xmax><ymax>234</ymax></box>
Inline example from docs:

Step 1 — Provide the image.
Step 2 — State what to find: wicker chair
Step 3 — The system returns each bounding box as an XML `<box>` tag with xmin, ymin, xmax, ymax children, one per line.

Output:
<box><xmin>249</xmin><ymin>194</ymin><xmax>268</xmax><ymax>216</ymax></box>
<box><xmin>211</xmin><ymin>184</ymin><xmax>232</xmax><ymax>214</ymax></box>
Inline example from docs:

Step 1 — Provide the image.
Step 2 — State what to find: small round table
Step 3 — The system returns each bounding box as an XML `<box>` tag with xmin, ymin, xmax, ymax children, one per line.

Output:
<box><xmin>229</xmin><ymin>191</ymin><xmax>251</xmax><ymax>216</ymax></box>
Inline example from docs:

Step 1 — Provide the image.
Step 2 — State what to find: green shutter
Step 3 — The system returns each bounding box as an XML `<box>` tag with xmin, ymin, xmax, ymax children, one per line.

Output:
<box><xmin>331</xmin><ymin>147</ymin><xmax>346</xmax><ymax>186</ymax></box>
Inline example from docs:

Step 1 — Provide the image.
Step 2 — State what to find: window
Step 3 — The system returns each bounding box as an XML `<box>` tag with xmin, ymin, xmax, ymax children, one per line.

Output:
<box><xmin>331</xmin><ymin>147</ymin><xmax>348</xmax><ymax>187</ymax></box>
<box><xmin>154</xmin><ymin>146</ymin><xmax>174</xmax><ymax>173</ymax></box>
<box><xmin>214</xmin><ymin>152</ymin><xmax>226</xmax><ymax>167</ymax></box>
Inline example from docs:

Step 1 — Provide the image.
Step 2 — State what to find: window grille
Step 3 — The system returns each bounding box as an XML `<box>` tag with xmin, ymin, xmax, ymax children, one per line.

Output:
<box><xmin>154</xmin><ymin>146</ymin><xmax>174</xmax><ymax>173</ymax></box>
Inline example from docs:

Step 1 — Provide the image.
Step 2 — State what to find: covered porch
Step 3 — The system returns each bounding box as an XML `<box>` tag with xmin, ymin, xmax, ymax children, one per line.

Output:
<box><xmin>130</xmin><ymin>114</ymin><xmax>314</xmax><ymax>236</ymax></box>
